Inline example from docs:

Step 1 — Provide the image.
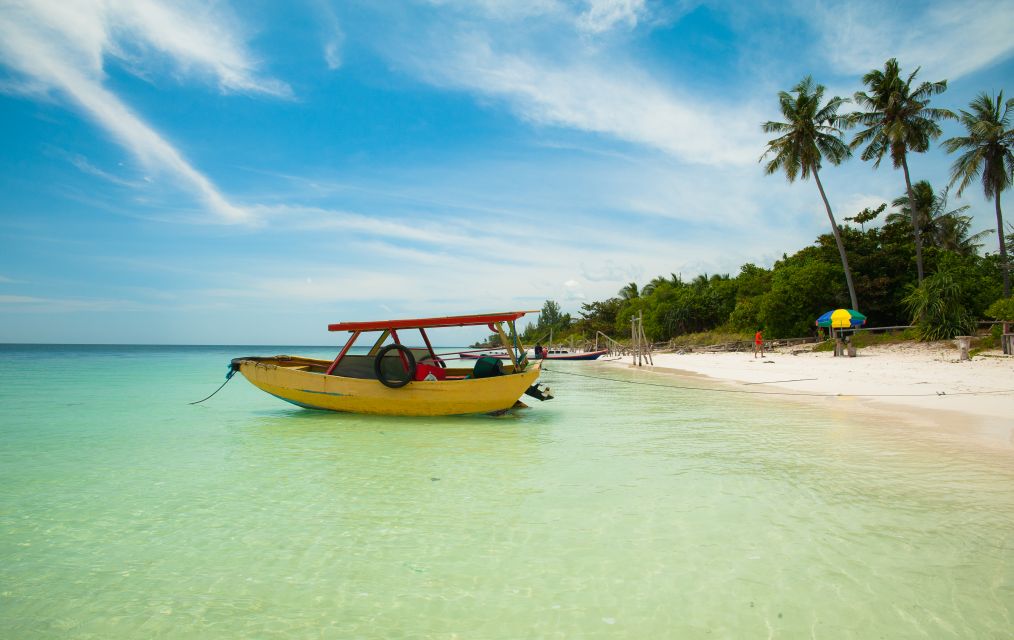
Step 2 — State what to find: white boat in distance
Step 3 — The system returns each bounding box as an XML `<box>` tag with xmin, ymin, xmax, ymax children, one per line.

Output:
<box><xmin>462</xmin><ymin>348</ymin><xmax>609</xmax><ymax>361</ymax></box>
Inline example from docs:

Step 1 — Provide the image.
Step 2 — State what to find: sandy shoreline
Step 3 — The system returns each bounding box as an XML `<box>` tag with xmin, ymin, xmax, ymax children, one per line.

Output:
<box><xmin>599</xmin><ymin>342</ymin><xmax>1014</xmax><ymax>448</ymax></box>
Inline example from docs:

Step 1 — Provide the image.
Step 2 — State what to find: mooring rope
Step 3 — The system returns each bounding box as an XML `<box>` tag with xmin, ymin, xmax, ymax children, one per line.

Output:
<box><xmin>541</xmin><ymin>365</ymin><xmax>1014</xmax><ymax>398</ymax></box>
<box><xmin>189</xmin><ymin>369</ymin><xmax>237</xmax><ymax>405</ymax></box>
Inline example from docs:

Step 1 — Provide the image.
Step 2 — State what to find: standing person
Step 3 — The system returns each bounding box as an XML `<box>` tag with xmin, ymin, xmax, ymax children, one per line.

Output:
<box><xmin>754</xmin><ymin>330</ymin><xmax>764</xmax><ymax>358</ymax></box>
<box><xmin>534</xmin><ymin>343</ymin><xmax>544</xmax><ymax>359</ymax></box>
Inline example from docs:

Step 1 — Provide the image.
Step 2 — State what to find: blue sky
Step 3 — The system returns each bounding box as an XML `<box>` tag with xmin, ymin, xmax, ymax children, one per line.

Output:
<box><xmin>1</xmin><ymin>0</ymin><xmax>1012</xmax><ymax>344</ymax></box>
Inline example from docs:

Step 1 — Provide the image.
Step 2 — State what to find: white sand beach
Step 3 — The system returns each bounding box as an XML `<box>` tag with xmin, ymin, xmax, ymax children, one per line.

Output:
<box><xmin>603</xmin><ymin>342</ymin><xmax>1014</xmax><ymax>447</ymax></box>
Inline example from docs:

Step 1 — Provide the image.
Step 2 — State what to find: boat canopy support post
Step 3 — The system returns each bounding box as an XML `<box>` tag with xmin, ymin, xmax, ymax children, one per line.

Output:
<box><xmin>508</xmin><ymin>320</ymin><xmax>527</xmax><ymax>367</ymax></box>
<box><xmin>418</xmin><ymin>328</ymin><xmax>436</xmax><ymax>361</ymax></box>
<box><xmin>326</xmin><ymin>330</ymin><xmax>361</xmax><ymax>375</ymax></box>
<box><xmin>389</xmin><ymin>329</ymin><xmax>412</xmax><ymax>371</ymax></box>
<box><xmin>368</xmin><ymin>330</ymin><xmax>391</xmax><ymax>356</ymax></box>
<box><xmin>492</xmin><ymin>321</ymin><xmax>520</xmax><ymax>370</ymax></box>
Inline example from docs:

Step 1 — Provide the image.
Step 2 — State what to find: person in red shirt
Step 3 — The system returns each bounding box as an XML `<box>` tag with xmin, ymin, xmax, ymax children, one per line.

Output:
<box><xmin>754</xmin><ymin>330</ymin><xmax>764</xmax><ymax>358</ymax></box>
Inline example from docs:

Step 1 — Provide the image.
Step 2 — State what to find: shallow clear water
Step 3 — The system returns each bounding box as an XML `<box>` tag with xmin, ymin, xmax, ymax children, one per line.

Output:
<box><xmin>1</xmin><ymin>345</ymin><xmax>1011</xmax><ymax>638</ymax></box>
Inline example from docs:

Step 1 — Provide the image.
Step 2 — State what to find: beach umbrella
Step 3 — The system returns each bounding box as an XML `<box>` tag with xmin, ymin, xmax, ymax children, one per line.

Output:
<box><xmin>815</xmin><ymin>308</ymin><xmax>867</xmax><ymax>329</ymax></box>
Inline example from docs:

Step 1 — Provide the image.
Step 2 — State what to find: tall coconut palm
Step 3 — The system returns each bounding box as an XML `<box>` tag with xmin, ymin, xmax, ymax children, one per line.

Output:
<box><xmin>943</xmin><ymin>91</ymin><xmax>1014</xmax><ymax>297</ymax></box>
<box><xmin>761</xmin><ymin>76</ymin><xmax>858</xmax><ymax>310</ymax></box>
<box><xmin>850</xmin><ymin>58</ymin><xmax>954</xmax><ymax>284</ymax></box>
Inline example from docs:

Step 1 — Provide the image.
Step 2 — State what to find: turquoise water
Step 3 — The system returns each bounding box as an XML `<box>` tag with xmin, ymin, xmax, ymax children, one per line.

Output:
<box><xmin>1</xmin><ymin>344</ymin><xmax>1011</xmax><ymax>638</ymax></box>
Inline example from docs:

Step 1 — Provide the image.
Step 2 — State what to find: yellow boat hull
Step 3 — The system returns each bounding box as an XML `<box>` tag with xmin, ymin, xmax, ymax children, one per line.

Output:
<box><xmin>236</xmin><ymin>356</ymin><xmax>542</xmax><ymax>416</ymax></box>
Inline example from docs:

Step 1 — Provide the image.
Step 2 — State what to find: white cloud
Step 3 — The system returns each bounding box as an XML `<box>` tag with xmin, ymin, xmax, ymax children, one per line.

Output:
<box><xmin>0</xmin><ymin>0</ymin><xmax>289</xmax><ymax>223</ymax></box>
<box><xmin>0</xmin><ymin>294</ymin><xmax>125</xmax><ymax>311</ymax></box>
<box><xmin>577</xmin><ymin>0</ymin><xmax>646</xmax><ymax>33</ymax></box>
<box><xmin>422</xmin><ymin>0</ymin><xmax>565</xmax><ymax>22</ymax></box>
<box><xmin>421</xmin><ymin>0</ymin><xmax>654</xmax><ymax>33</ymax></box>
<box><xmin>254</xmin><ymin>204</ymin><xmax>480</xmax><ymax>246</ymax></box>
<box><xmin>400</xmin><ymin>35</ymin><xmax>763</xmax><ymax>166</ymax></box>
<box><xmin>61</xmin><ymin>151</ymin><xmax>143</xmax><ymax>188</ymax></box>
<box><xmin>810</xmin><ymin>0</ymin><xmax>1014</xmax><ymax>80</ymax></box>
<box><xmin>313</xmin><ymin>0</ymin><xmax>345</xmax><ymax>70</ymax></box>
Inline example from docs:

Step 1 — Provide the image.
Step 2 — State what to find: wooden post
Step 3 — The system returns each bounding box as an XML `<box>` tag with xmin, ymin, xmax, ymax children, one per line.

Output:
<box><xmin>631</xmin><ymin>315</ymin><xmax>638</xmax><ymax>366</ymax></box>
<box><xmin>639</xmin><ymin>310</ymin><xmax>653</xmax><ymax>366</ymax></box>
<box><xmin>955</xmin><ymin>335</ymin><xmax>971</xmax><ymax>361</ymax></box>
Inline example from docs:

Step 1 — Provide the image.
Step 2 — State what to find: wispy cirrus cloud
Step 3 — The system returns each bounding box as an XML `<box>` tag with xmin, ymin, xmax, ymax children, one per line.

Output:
<box><xmin>377</xmin><ymin>3</ymin><xmax>762</xmax><ymax>166</ymax></box>
<box><xmin>398</xmin><ymin>38</ymin><xmax>762</xmax><ymax>165</ymax></box>
<box><xmin>0</xmin><ymin>293</ymin><xmax>127</xmax><ymax>311</ymax></box>
<box><xmin>808</xmin><ymin>0</ymin><xmax>1014</xmax><ymax>80</ymax></box>
<box><xmin>0</xmin><ymin>0</ymin><xmax>289</xmax><ymax>223</ymax></box>
<box><xmin>577</xmin><ymin>0</ymin><xmax>647</xmax><ymax>33</ymax></box>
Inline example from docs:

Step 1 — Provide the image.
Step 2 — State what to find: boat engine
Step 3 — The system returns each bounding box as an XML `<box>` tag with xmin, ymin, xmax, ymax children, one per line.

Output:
<box><xmin>524</xmin><ymin>384</ymin><xmax>554</xmax><ymax>401</ymax></box>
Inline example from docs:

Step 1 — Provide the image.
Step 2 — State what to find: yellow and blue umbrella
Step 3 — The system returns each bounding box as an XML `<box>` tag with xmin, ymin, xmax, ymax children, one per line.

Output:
<box><xmin>816</xmin><ymin>308</ymin><xmax>867</xmax><ymax>329</ymax></box>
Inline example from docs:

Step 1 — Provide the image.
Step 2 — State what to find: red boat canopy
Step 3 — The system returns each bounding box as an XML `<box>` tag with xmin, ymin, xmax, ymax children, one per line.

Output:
<box><xmin>328</xmin><ymin>311</ymin><xmax>539</xmax><ymax>332</ymax></box>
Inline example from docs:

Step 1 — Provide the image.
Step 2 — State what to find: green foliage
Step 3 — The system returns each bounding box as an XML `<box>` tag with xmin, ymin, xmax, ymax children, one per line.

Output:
<box><xmin>641</xmin><ymin>275</ymin><xmax>737</xmax><ymax>340</ymax></box>
<box><xmin>890</xmin><ymin>181</ymin><xmax>988</xmax><ymax>255</ymax></box>
<box><xmin>613</xmin><ymin>296</ymin><xmax>647</xmax><ymax>335</ymax></box>
<box><xmin>845</xmin><ymin>203</ymin><xmax>886</xmax><ymax>230</ymax></box>
<box><xmin>757</xmin><ymin>261</ymin><xmax>842</xmax><ymax>338</ymax></box>
<box><xmin>903</xmin><ymin>267</ymin><xmax>976</xmax><ymax>340</ymax></box>
<box><xmin>985</xmin><ymin>297</ymin><xmax>1014</xmax><ymax>321</ymax></box>
<box><xmin>520</xmin><ymin>300</ymin><xmax>572</xmax><ymax>343</ymax></box>
<box><xmin>573</xmin><ymin>298</ymin><xmax>623</xmax><ymax>336</ymax></box>
<box><xmin>761</xmin><ymin>76</ymin><xmax>850</xmax><ymax>181</ymax></box>
<box><xmin>728</xmin><ymin>297</ymin><xmax>761</xmax><ymax>332</ymax></box>
<box><xmin>944</xmin><ymin>91</ymin><xmax>1014</xmax><ymax>200</ymax></box>
<box><xmin>850</xmin><ymin>58</ymin><xmax>953</xmax><ymax>169</ymax></box>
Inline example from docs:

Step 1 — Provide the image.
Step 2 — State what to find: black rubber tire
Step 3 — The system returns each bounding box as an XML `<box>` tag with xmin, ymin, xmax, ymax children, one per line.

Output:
<box><xmin>373</xmin><ymin>344</ymin><xmax>417</xmax><ymax>388</ymax></box>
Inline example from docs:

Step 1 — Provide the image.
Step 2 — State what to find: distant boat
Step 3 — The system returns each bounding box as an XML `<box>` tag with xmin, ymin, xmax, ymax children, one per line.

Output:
<box><xmin>462</xmin><ymin>347</ymin><xmax>609</xmax><ymax>361</ymax></box>
<box><xmin>231</xmin><ymin>311</ymin><xmax>553</xmax><ymax>416</ymax></box>
<box><xmin>538</xmin><ymin>348</ymin><xmax>609</xmax><ymax>361</ymax></box>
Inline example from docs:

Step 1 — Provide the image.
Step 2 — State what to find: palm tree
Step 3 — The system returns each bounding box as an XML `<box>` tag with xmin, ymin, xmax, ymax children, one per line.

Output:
<box><xmin>761</xmin><ymin>76</ymin><xmax>858</xmax><ymax>310</ymax></box>
<box><xmin>850</xmin><ymin>58</ymin><xmax>954</xmax><ymax>284</ymax></box>
<box><xmin>641</xmin><ymin>275</ymin><xmax>675</xmax><ymax>296</ymax></box>
<box><xmin>943</xmin><ymin>91</ymin><xmax>1014</xmax><ymax>297</ymax></box>
<box><xmin>618</xmin><ymin>282</ymin><xmax>639</xmax><ymax>300</ymax></box>
<box><xmin>890</xmin><ymin>181</ymin><xmax>990</xmax><ymax>256</ymax></box>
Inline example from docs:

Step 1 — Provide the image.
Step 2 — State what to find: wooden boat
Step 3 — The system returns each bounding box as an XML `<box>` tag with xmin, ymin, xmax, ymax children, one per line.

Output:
<box><xmin>538</xmin><ymin>348</ymin><xmax>608</xmax><ymax>361</ymax></box>
<box><xmin>462</xmin><ymin>347</ymin><xmax>609</xmax><ymax>361</ymax></box>
<box><xmin>231</xmin><ymin>311</ymin><xmax>553</xmax><ymax>416</ymax></box>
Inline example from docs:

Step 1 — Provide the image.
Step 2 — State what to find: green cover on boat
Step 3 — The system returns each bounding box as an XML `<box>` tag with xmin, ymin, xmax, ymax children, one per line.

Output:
<box><xmin>472</xmin><ymin>356</ymin><xmax>505</xmax><ymax>378</ymax></box>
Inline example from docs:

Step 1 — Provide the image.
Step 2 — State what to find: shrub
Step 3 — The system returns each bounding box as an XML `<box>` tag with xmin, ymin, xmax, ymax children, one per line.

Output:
<box><xmin>903</xmin><ymin>268</ymin><xmax>976</xmax><ymax>340</ymax></box>
<box><xmin>985</xmin><ymin>297</ymin><xmax>1014</xmax><ymax>322</ymax></box>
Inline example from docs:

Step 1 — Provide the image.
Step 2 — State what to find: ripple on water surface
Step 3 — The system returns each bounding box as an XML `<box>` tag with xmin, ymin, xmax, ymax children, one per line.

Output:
<box><xmin>1</xmin><ymin>345</ymin><xmax>1012</xmax><ymax>638</ymax></box>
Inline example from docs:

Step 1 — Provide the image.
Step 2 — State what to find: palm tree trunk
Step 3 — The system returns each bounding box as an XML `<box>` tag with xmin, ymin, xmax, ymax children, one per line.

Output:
<box><xmin>901</xmin><ymin>155</ymin><xmax>925</xmax><ymax>283</ymax></box>
<box><xmin>997</xmin><ymin>193</ymin><xmax>1010</xmax><ymax>298</ymax></box>
<box><xmin>814</xmin><ymin>167</ymin><xmax>859</xmax><ymax>310</ymax></box>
